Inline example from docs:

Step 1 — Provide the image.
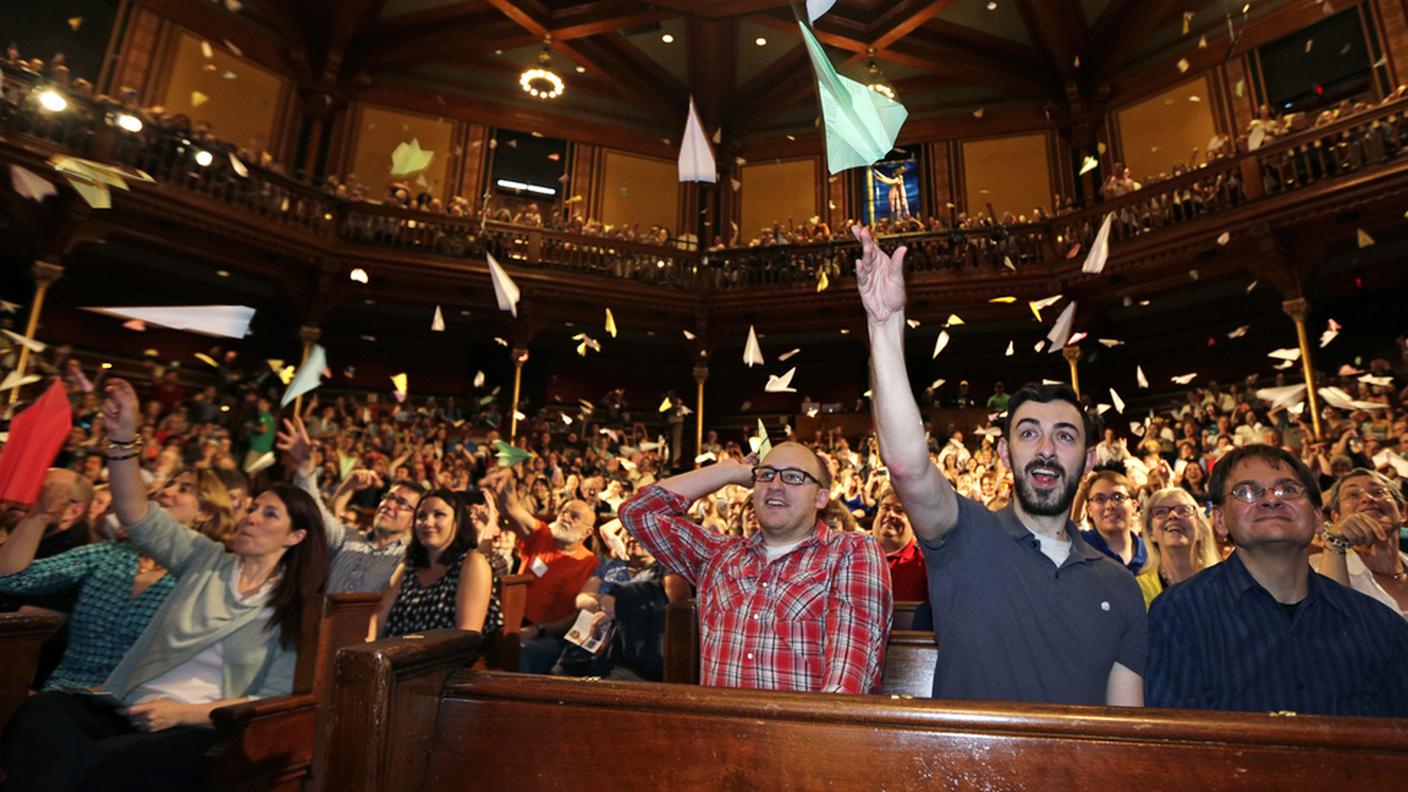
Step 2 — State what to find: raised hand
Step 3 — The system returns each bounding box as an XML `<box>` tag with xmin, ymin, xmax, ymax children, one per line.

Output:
<box><xmin>1331</xmin><ymin>512</ymin><xmax>1390</xmax><ymax>548</ymax></box>
<box><xmin>851</xmin><ymin>224</ymin><xmax>908</xmax><ymax>325</ymax></box>
<box><xmin>275</xmin><ymin>417</ymin><xmax>314</xmax><ymax>477</ymax></box>
<box><xmin>101</xmin><ymin>379</ymin><xmax>141</xmax><ymax>441</ymax></box>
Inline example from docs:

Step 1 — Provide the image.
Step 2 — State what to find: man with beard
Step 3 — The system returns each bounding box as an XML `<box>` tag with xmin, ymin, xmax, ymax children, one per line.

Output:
<box><xmin>854</xmin><ymin>225</ymin><xmax>1145</xmax><ymax>706</ymax></box>
<box><xmin>483</xmin><ymin>469</ymin><xmax>599</xmax><ymax>672</ymax></box>
<box><xmin>1146</xmin><ymin>447</ymin><xmax>1408</xmax><ymax>715</ymax></box>
<box><xmin>619</xmin><ymin>442</ymin><xmax>891</xmax><ymax>694</ymax></box>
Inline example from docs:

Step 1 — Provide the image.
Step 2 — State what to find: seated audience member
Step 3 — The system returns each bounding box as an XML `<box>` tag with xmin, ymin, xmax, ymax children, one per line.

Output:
<box><xmin>872</xmin><ymin>485</ymin><xmax>928</xmax><ymax>602</ymax></box>
<box><xmin>0</xmin><ymin>379</ymin><xmax>330</xmax><ymax>792</ymax></box>
<box><xmin>619</xmin><ymin>443</ymin><xmax>892</xmax><ymax>694</ymax></box>
<box><xmin>483</xmin><ymin>469</ymin><xmax>599</xmax><ymax>673</ymax></box>
<box><xmin>370</xmin><ymin>488</ymin><xmax>500</xmax><ymax>638</ymax></box>
<box><xmin>1078</xmin><ymin>469</ymin><xmax>1147</xmax><ymax>575</ymax></box>
<box><xmin>0</xmin><ymin>468</ymin><xmax>95</xmax><ymax>614</ymax></box>
<box><xmin>1135</xmin><ymin>488</ymin><xmax>1222</xmax><ymax>608</ymax></box>
<box><xmin>1146</xmin><ymin>445</ymin><xmax>1408</xmax><ymax>716</ymax></box>
<box><xmin>0</xmin><ymin>468</ymin><xmax>234</xmax><ymax>690</ymax></box>
<box><xmin>1317</xmin><ymin>468</ymin><xmax>1408</xmax><ymax>619</ymax></box>
<box><xmin>279</xmin><ymin>417</ymin><xmax>425</xmax><ymax>593</ymax></box>
<box><xmin>553</xmin><ymin>528</ymin><xmax>688</xmax><ymax>681</ymax></box>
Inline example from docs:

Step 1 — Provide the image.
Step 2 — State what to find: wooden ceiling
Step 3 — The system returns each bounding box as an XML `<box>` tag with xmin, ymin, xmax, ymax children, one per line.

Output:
<box><xmin>223</xmin><ymin>0</ymin><xmax>1282</xmax><ymax>141</ymax></box>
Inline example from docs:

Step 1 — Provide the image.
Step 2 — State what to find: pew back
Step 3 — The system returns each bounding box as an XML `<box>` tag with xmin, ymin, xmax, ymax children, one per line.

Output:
<box><xmin>0</xmin><ymin>612</ymin><xmax>63</xmax><ymax>731</ymax></box>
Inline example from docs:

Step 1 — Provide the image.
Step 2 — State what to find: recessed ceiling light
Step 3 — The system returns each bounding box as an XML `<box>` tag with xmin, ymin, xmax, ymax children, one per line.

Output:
<box><xmin>575</xmin><ymin>65</ymin><xmax>586</xmax><ymax>73</ymax></box>
<box><xmin>661</xmin><ymin>33</ymin><xmax>674</xmax><ymax>44</ymax></box>
<box><xmin>987</xmin><ymin>1</ymin><xmax>998</xmax><ymax>10</ymax></box>
<box><xmin>216</xmin><ymin>269</ymin><xmax>230</xmax><ymax>278</ymax></box>
<box><xmin>755</xmin><ymin>37</ymin><xmax>768</xmax><ymax>47</ymax></box>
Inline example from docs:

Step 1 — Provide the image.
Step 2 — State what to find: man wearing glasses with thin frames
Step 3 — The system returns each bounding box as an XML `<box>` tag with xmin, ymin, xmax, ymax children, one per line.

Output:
<box><xmin>1146</xmin><ymin>445</ymin><xmax>1408</xmax><ymax>716</ymax></box>
<box><xmin>619</xmin><ymin>442</ymin><xmax>892</xmax><ymax>694</ymax></box>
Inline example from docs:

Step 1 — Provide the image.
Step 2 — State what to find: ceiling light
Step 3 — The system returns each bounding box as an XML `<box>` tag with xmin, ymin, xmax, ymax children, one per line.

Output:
<box><xmin>661</xmin><ymin>33</ymin><xmax>674</xmax><ymax>44</ymax></box>
<box><xmin>575</xmin><ymin>65</ymin><xmax>586</xmax><ymax>73</ymax></box>
<box><xmin>987</xmin><ymin>1</ymin><xmax>998</xmax><ymax>10</ymax></box>
<box><xmin>866</xmin><ymin>48</ymin><xmax>895</xmax><ymax>100</ymax></box>
<box><xmin>36</xmin><ymin>89</ymin><xmax>67</xmax><ymax>112</ymax></box>
<box><xmin>216</xmin><ymin>269</ymin><xmax>230</xmax><ymax>278</ymax></box>
<box><xmin>755</xmin><ymin>37</ymin><xmax>768</xmax><ymax>46</ymax></box>
<box><xmin>194</xmin><ymin>150</ymin><xmax>214</xmax><ymax>167</ymax></box>
<box><xmin>521</xmin><ymin>36</ymin><xmax>565</xmax><ymax>100</ymax></box>
<box><xmin>114</xmin><ymin>113</ymin><xmax>143</xmax><ymax>132</ymax></box>
<box><xmin>349</xmin><ymin>268</ymin><xmax>369</xmax><ymax>283</ymax></box>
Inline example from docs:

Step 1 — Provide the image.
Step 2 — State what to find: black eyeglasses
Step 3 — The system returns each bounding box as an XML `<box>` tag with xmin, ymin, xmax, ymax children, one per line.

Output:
<box><xmin>1150</xmin><ymin>504</ymin><xmax>1194</xmax><ymax>519</ymax></box>
<box><xmin>1228</xmin><ymin>481</ymin><xmax>1307</xmax><ymax>504</ymax></box>
<box><xmin>1089</xmin><ymin>493</ymin><xmax>1130</xmax><ymax>506</ymax></box>
<box><xmin>752</xmin><ymin>466</ymin><xmax>822</xmax><ymax>487</ymax></box>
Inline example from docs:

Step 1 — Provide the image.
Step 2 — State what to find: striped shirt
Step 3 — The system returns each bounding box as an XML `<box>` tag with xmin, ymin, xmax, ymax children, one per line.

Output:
<box><xmin>0</xmin><ymin>542</ymin><xmax>173</xmax><ymax>689</ymax></box>
<box><xmin>295</xmin><ymin>471</ymin><xmax>407</xmax><ymax>593</ymax></box>
<box><xmin>1147</xmin><ymin>551</ymin><xmax>1408</xmax><ymax>716</ymax></box>
<box><xmin>620</xmin><ymin>485</ymin><xmax>892</xmax><ymax>694</ymax></box>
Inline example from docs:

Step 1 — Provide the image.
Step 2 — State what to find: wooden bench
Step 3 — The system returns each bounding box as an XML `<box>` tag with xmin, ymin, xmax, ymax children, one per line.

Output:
<box><xmin>663</xmin><ymin>600</ymin><xmax>938</xmax><ymax>697</ymax></box>
<box><xmin>892</xmin><ymin>600</ymin><xmax>923</xmax><ymax>631</ymax></box>
<box><xmin>0</xmin><ymin>611</ymin><xmax>63</xmax><ymax>732</ymax></box>
<box><xmin>323</xmin><ymin>630</ymin><xmax>1408</xmax><ymax>791</ymax></box>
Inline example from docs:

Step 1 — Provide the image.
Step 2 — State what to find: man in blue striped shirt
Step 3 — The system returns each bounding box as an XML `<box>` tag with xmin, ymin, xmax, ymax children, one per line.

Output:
<box><xmin>1147</xmin><ymin>444</ymin><xmax>1408</xmax><ymax>716</ymax></box>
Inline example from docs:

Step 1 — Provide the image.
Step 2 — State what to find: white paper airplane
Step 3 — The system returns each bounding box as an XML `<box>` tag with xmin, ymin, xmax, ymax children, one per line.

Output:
<box><xmin>1319</xmin><ymin>386</ymin><xmax>1387</xmax><ymax>411</ymax></box>
<box><xmin>431</xmin><ymin>305</ymin><xmax>445</xmax><ymax>332</ymax></box>
<box><xmin>1081</xmin><ymin>213</ymin><xmax>1113</xmax><ymax>274</ymax></box>
<box><xmin>81</xmin><ymin>305</ymin><xmax>254</xmax><ymax>338</ymax></box>
<box><xmin>486</xmin><ymin>252</ymin><xmax>520</xmax><ymax>317</ymax></box>
<box><xmin>1</xmin><ymin>329</ymin><xmax>45</xmax><ymax>353</ymax></box>
<box><xmin>778</xmin><ymin>348</ymin><xmax>801</xmax><ymax>362</ymax></box>
<box><xmin>1136</xmin><ymin>365</ymin><xmax>1149</xmax><ymax>389</ymax></box>
<box><xmin>806</xmin><ymin>0</ymin><xmax>837</xmax><ymax>23</ymax></box>
<box><xmin>677</xmin><ymin>97</ymin><xmax>716</xmax><ymax>183</ymax></box>
<box><xmin>765</xmin><ymin>367</ymin><xmax>797</xmax><ymax>393</ymax></box>
<box><xmin>932</xmin><ymin>330</ymin><xmax>950</xmax><ymax>359</ymax></box>
<box><xmin>743</xmin><ymin>325</ymin><xmax>764</xmax><ymax>367</ymax></box>
<box><xmin>1267</xmin><ymin>348</ymin><xmax>1301</xmax><ymax>362</ymax></box>
<box><xmin>279</xmin><ymin>344</ymin><xmax>327</xmax><ymax>407</ymax></box>
<box><xmin>0</xmin><ymin>370</ymin><xmax>41</xmax><ymax>391</ymax></box>
<box><xmin>1110</xmin><ymin>387</ymin><xmax>1126</xmax><ymax>414</ymax></box>
<box><xmin>1046</xmin><ymin>301</ymin><xmax>1077</xmax><ymax>351</ymax></box>
<box><xmin>1171</xmin><ymin>373</ymin><xmax>1198</xmax><ymax>385</ymax></box>
<box><xmin>8</xmin><ymin>165</ymin><xmax>56</xmax><ymax>202</ymax></box>
<box><xmin>1255</xmin><ymin>383</ymin><xmax>1307</xmax><ymax>411</ymax></box>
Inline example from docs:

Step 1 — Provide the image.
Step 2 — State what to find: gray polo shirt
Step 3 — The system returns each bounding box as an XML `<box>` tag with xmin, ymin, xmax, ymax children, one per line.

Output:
<box><xmin>294</xmin><ymin>471</ymin><xmax>406</xmax><ymax>594</ymax></box>
<box><xmin>920</xmin><ymin>495</ymin><xmax>1146</xmax><ymax>705</ymax></box>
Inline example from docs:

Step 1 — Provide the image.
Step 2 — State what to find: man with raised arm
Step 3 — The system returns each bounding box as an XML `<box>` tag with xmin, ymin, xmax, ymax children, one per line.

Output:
<box><xmin>618</xmin><ymin>443</ymin><xmax>891</xmax><ymax>694</ymax></box>
<box><xmin>854</xmin><ymin>225</ymin><xmax>1145</xmax><ymax>706</ymax></box>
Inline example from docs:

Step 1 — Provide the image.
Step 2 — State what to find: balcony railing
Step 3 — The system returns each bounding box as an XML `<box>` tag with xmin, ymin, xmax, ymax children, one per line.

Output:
<box><xmin>4</xmin><ymin>59</ymin><xmax>1408</xmax><ymax>295</ymax></box>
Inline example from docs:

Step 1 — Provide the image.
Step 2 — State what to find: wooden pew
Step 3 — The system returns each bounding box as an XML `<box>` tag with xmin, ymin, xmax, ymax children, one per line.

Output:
<box><xmin>324</xmin><ymin>630</ymin><xmax>1408</xmax><ymax>792</ymax></box>
<box><xmin>0</xmin><ymin>611</ymin><xmax>63</xmax><ymax>732</ymax></box>
<box><xmin>478</xmin><ymin>573</ymin><xmax>530</xmax><ymax>672</ymax></box>
<box><xmin>892</xmin><ymin>600</ymin><xmax>922</xmax><ymax>631</ymax></box>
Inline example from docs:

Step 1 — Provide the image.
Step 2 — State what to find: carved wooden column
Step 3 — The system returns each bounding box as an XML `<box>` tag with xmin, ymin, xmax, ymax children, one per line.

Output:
<box><xmin>1062</xmin><ymin>345</ymin><xmax>1082</xmax><ymax>399</ymax></box>
<box><xmin>1282</xmin><ymin>297</ymin><xmax>1323</xmax><ymax>440</ymax></box>
<box><xmin>509</xmin><ymin>347</ymin><xmax>529</xmax><ymax>443</ymax></box>
<box><xmin>693</xmin><ymin>364</ymin><xmax>709</xmax><ymax>467</ymax></box>
<box><xmin>293</xmin><ymin>323</ymin><xmax>320</xmax><ymax>416</ymax></box>
<box><xmin>8</xmin><ymin>261</ymin><xmax>64</xmax><ymax>405</ymax></box>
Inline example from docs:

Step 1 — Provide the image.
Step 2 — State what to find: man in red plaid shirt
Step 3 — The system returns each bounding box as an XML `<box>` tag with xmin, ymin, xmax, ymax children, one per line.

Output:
<box><xmin>619</xmin><ymin>442</ymin><xmax>892</xmax><ymax>694</ymax></box>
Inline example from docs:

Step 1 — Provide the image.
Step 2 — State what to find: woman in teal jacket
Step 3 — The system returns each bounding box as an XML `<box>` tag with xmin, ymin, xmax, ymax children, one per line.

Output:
<box><xmin>0</xmin><ymin>379</ymin><xmax>329</xmax><ymax>792</ymax></box>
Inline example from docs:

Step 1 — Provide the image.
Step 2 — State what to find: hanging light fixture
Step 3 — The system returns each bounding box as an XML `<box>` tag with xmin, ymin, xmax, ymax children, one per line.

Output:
<box><xmin>866</xmin><ymin>48</ymin><xmax>895</xmax><ymax>100</ymax></box>
<box><xmin>520</xmin><ymin>36</ymin><xmax>565</xmax><ymax>100</ymax></box>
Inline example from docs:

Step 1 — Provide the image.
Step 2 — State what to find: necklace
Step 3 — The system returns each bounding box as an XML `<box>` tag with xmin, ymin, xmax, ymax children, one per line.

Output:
<box><xmin>1371</xmin><ymin>565</ymin><xmax>1407</xmax><ymax>582</ymax></box>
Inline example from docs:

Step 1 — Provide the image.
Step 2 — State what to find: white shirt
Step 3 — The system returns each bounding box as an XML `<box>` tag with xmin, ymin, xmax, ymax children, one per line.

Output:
<box><xmin>764</xmin><ymin>537</ymin><xmax>807</xmax><ymax>563</ymax></box>
<box><xmin>1344</xmin><ymin>549</ymin><xmax>1408</xmax><ymax>620</ymax></box>
<box><xmin>1034</xmin><ymin>532</ymin><xmax>1072</xmax><ymax>567</ymax></box>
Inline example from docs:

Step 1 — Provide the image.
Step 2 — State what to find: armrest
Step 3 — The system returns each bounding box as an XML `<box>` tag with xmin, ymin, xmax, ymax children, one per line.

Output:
<box><xmin>202</xmin><ymin>694</ymin><xmax>320</xmax><ymax>787</ymax></box>
<box><xmin>210</xmin><ymin>692</ymin><xmax>317</xmax><ymax>726</ymax></box>
<box><xmin>324</xmin><ymin>630</ymin><xmax>484</xmax><ymax>792</ymax></box>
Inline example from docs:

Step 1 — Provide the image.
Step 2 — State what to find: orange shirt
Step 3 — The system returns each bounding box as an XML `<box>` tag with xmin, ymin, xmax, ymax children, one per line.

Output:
<box><xmin>517</xmin><ymin>522</ymin><xmax>599</xmax><ymax>626</ymax></box>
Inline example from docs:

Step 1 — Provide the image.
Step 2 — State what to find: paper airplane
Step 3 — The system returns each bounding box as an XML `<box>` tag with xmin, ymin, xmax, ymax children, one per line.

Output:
<box><xmin>1357</xmin><ymin>229</ymin><xmax>1375</xmax><ymax>248</ymax></box>
<box><xmin>743</xmin><ymin>325</ymin><xmax>764</xmax><ymax>367</ymax></box>
<box><xmin>932</xmin><ymin>330</ymin><xmax>950</xmax><ymax>359</ymax></box>
<box><xmin>682</xmin><ymin>329</ymin><xmax>696</xmax><ymax>340</ymax></box>
<box><xmin>191</xmin><ymin>90</ymin><xmax>209</xmax><ymax>108</ymax></box>
<box><xmin>817</xmin><ymin>269</ymin><xmax>829</xmax><ymax>292</ymax></box>
<box><xmin>1217</xmin><ymin>231</ymin><xmax>1231</xmax><ymax>246</ymax></box>
<box><xmin>1267</xmin><ymin>348</ymin><xmax>1301</xmax><ymax>362</ymax></box>
<box><xmin>229</xmin><ymin>153</ymin><xmax>248</xmax><ymax>178</ymax></box>
<box><xmin>658</xmin><ymin>397</ymin><xmax>672</xmax><ymax>412</ymax></box>
<box><xmin>928</xmin><ymin>378</ymin><xmax>945</xmax><ymax>391</ymax></box>
<box><xmin>1248</xmin><ymin>125</ymin><xmax>1267</xmax><ymax>151</ymax></box>
<box><xmin>8</xmin><ymin>166</ymin><xmax>56</xmax><ymax>202</ymax></box>
<box><xmin>1319</xmin><ymin>387</ymin><xmax>1387</xmax><ymax>411</ymax></box>
<box><xmin>799</xmin><ymin>22</ymin><xmax>907</xmax><ymax>173</ymax></box>
<box><xmin>0</xmin><ymin>301</ymin><xmax>19</xmax><ymax>314</ymax></box>
<box><xmin>0</xmin><ymin>371</ymin><xmax>41</xmax><ymax>392</ymax></box>
<box><xmin>431</xmin><ymin>305</ymin><xmax>445</xmax><ymax>332</ymax></box>
<box><xmin>1359</xmin><ymin>374</ymin><xmax>1394</xmax><ymax>387</ymax></box>
<box><xmin>2</xmin><ymin>330</ymin><xmax>45</xmax><ymax>353</ymax></box>
<box><xmin>389</xmin><ymin>138</ymin><xmax>434</xmax><ymax>177</ymax></box>
<box><xmin>1110</xmin><ymin>387</ymin><xmax>1126</xmax><ymax>414</ymax></box>
<box><xmin>1003</xmin><ymin>256</ymin><xmax>1016</xmax><ymax>271</ymax></box>
<box><xmin>765</xmin><ymin>367</ymin><xmax>797</xmax><ymax>393</ymax></box>
<box><xmin>81</xmin><ymin>305</ymin><xmax>254</xmax><ymax>338</ymax></box>
<box><xmin>1097</xmin><ymin>338</ymin><xmax>1124</xmax><ymax>348</ymax></box>
<box><xmin>752</xmin><ymin>418</ymin><xmax>773</xmax><ymax>459</ymax></box>
<box><xmin>905</xmin><ymin>319</ymin><xmax>921</xmax><ymax>329</ymax></box>
<box><xmin>486</xmin><ymin>252</ymin><xmax>520</xmax><ymax>317</ymax></box>
<box><xmin>1029</xmin><ymin>294</ymin><xmax>1062</xmax><ymax>322</ymax></box>
<box><xmin>1081</xmin><ymin>214</ymin><xmax>1113</xmax><ymax>274</ymax></box>
<box><xmin>493</xmin><ymin>439</ymin><xmax>535</xmax><ymax>467</ymax></box>
<box><xmin>1046</xmin><ymin>301</ymin><xmax>1077</xmax><ymax>351</ymax></box>
<box><xmin>989</xmin><ymin>296</ymin><xmax>1016</xmax><ymax>304</ymax></box>
<box><xmin>1136</xmin><ymin>366</ymin><xmax>1149</xmax><ymax>389</ymax></box>
<box><xmin>280</xmin><ymin>344</ymin><xmax>327</xmax><ymax>407</ymax></box>
<box><xmin>1319</xmin><ymin>329</ymin><xmax>1338</xmax><ymax>348</ymax></box>
<box><xmin>806</xmin><ymin>0</ymin><xmax>836</xmax><ymax>23</ymax></box>
<box><xmin>1004</xmin><ymin>340</ymin><xmax>1014</xmax><ymax>356</ymax></box>
<box><xmin>1095</xmin><ymin>404</ymin><xmax>1111</xmax><ymax>416</ymax></box>
<box><xmin>1255</xmin><ymin>383</ymin><xmax>1307</xmax><ymax>411</ymax></box>
<box><xmin>605</xmin><ymin>308</ymin><xmax>617</xmax><ymax>338</ymax></box>
<box><xmin>778</xmin><ymin>348</ymin><xmax>801</xmax><ymax>362</ymax></box>
<box><xmin>244</xmin><ymin>451</ymin><xmax>275</xmax><ymax>475</ymax></box>
<box><xmin>677</xmin><ymin>97</ymin><xmax>716</xmax><ymax>183</ymax></box>
<box><xmin>1079</xmin><ymin>155</ymin><xmax>1099</xmax><ymax>175</ymax></box>
<box><xmin>194</xmin><ymin>353</ymin><xmax>218</xmax><ymax>367</ymax></box>
<box><xmin>944</xmin><ymin>314</ymin><xmax>965</xmax><ymax>327</ymax></box>
<box><xmin>1170</xmin><ymin>373</ymin><xmax>1198</xmax><ymax>385</ymax></box>
<box><xmin>390</xmin><ymin>372</ymin><xmax>408</xmax><ymax>397</ymax></box>
<box><xmin>695</xmin><ymin>452</ymin><xmax>717</xmax><ymax>464</ymax></box>
<box><xmin>1228</xmin><ymin>325</ymin><xmax>1249</xmax><ymax>339</ymax></box>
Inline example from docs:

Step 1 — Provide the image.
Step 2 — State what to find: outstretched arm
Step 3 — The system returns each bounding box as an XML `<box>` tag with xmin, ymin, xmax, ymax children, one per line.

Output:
<box><xmin>854</xmin><ymin>225</ymin><xmax>957</xmax><ymax>543</ymax></box>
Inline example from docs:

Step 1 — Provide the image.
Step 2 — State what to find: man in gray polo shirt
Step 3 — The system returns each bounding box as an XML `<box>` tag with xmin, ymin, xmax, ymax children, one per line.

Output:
<box><xmin>854</xmin><ymin>225</ymin><xmax>1145</xmax><ymax>706</ymax></box>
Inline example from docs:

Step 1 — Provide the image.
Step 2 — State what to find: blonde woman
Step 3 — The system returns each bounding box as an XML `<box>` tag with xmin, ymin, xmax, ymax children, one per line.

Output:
<box><xmin>1137</xmin><ymin>487</ymin><xmax>1223</xmax><ymax>608</ymax></box>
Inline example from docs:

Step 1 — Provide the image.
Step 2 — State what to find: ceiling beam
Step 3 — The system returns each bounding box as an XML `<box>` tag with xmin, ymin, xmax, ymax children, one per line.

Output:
<box><xmin>636</xmin><ymin>0</ymin><xmax>793</xmax><ymax>19</ymax></box>
<box><xmin>869</xmin><ymin>0</ymin><xmax>957</xmax><ymax>51</ymax></box>
<box><xmin>1088</xmin><ymin>0</ymin><xmax>1185</xmax><ymax>77</ymax></box>
<box><xmin>687</xmin><ymin>17</ymin><xmax>737</xmax><ymax>128</ymax></box>
<box><xmin>549</xmin><ymin>1</ymin><xmax>673</xmax><ymax>38</ymax></box>
<box><xmin>724</xmin><ymin>42</ymin><xmax>810</xmax><ymax>131</ymax></box>
<box><xmin>1014</xmin><ymin>0</ymin><xmax>1088</xmax><ymax>83</ymax></box>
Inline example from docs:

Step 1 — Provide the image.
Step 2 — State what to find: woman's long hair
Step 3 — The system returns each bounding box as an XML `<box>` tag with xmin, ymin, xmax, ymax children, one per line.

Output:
<box><xmin>173</xmin><ymin>467</ymin><xmax>237</xmax><ymax>545</ymax></box>
<box><xmin>263</xmin><ymin>484</ymin><xmax>330</xmax><ymax>650</ymax></box>
<box><xmin>405</xmin><ymin>488</ymin><xmax>476</xmax><ymax>571</ymax></box>
<box><xmin>1141</xmin><ymin>487</ymin><xmax>1222</xmax><ymax>575</ymax></box>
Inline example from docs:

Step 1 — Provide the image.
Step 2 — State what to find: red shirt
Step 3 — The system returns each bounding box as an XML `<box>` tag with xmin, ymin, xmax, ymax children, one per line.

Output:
<box><xmin>517</xmin><ymin>522</ymin><xmax>598</xmax><ymax>626</ymax></box>
<box><xmin>620</xmin><ymin>485</ymin><xmax>892</xmax><ymax>694</ymax></box>
<box><xmin>886</xmin><ymin>539</ymin><xmax>929</xmax><ymax>603</ymax></box>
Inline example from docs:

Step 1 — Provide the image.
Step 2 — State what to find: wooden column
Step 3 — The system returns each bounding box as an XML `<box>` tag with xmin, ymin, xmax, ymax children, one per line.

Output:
<box><xmin>1282</xmin><ymin>298</ymin><xmax>1323</xmax><ymax>440</ymax></box>
<box><xmin>1062</xmin><ymin>345</ymin><xmax>1082</xmax><ymax>399</ymax></box>
<box><xmin>509</xmin><ymin>347</ymin><xmax>529</xmax><ymax>443</ymax></box>
<box><xmin>693</xmin><ymin>364</ymin><xmax>708</xmax><ymax>467</ymax></box>
<box><xmin>8</xmin><ymin>261</ymin><xmax>64</xmax><ymax>405</ymax></box>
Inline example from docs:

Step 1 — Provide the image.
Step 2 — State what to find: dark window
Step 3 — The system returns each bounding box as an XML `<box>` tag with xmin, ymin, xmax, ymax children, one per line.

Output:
<box><xmin>1258</xmin><ymin>8</ymin><xmax>1374</xmax><ymax>113</ymax></box>
<box><xmin>488</xmin><ymin>130</ymin><xmax>568</xmax><ymax>199</ymax></box>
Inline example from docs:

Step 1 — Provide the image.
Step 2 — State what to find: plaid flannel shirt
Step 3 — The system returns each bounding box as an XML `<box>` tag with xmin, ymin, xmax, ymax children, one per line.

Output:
<box><xmin>620</xmin><ymin>485</ymin><xmax>892</xmax><ymax>694</ymax></box>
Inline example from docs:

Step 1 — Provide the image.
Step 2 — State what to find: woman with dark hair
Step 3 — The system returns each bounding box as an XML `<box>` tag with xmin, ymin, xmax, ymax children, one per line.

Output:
<box><xmin>0</xmin><ymin>379</ymin><xmax>329</xmax><ymax>792</ymax></box>
<box><xmin>370</xmin><ymin>487</ymin><xmax>501</xmax><ymax>638</ymax></box>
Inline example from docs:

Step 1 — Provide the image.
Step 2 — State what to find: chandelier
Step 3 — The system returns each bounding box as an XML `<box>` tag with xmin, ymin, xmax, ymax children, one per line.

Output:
<box><xmin>866</xmin><ymin>48</ymin><xmax>894</xmax><ymax>100</ymax></box>
<box><xmin>520</xmin><ymin>37</ymin><xmax>565</xmax><ymax>100</ymax></box>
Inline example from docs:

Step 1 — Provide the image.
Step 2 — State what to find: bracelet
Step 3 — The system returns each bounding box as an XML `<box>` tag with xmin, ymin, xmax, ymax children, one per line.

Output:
<box><xmin>103</xmin><ymin>437</ymin><xmax>144</xmax><ymax>454</ymax></box>
<box><xmin>107</xmin><ymin>437</ymin><xmax>138</xmax><ymax>446</ymax></box>
<box><xmin>104</xmin><ymin>451</ymin><xmax>140</xmax><ymax>462</ymax></box>
<box><xmin>1321</xmin><ymin>532</ymin><xmax>1352</xmax><ymax>553</ymax></box>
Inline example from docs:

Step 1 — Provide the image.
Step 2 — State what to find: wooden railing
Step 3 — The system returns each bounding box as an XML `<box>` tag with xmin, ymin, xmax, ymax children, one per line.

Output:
<box><xmin>5</xmin><ymin>58</ymin><xmax>1408</xmax><ymax>296</ymax></box>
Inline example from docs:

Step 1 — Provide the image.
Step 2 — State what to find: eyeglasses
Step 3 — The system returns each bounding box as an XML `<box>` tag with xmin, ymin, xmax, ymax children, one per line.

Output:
<box><xmin>1150</xmin><ymin>504</ymin><xmax>1195</xmax><ymax>519</ymax></box>
<box><xmin>1227</xmin><ymin>481</ymin><xmax>1307</xmax><ymax>504</ymax></box>
<box><xmin>381</xmin><ymin>493</ymin><xmax>417</xmax><ymax>511</ymax></box>
<box><xmin>752</xmin><ymin>466</ymin><xmax>822</xmax><ymax>487</ymax></box>
<box><xmin>1340</xmin><ymin>486</ymin><xmax>1391</xmax><ymax>503</ymax></box>
<box><xmin>1089</xmin><ymin>493</ymin><xmax>1130</xmax><ymax>506</ymax></box>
